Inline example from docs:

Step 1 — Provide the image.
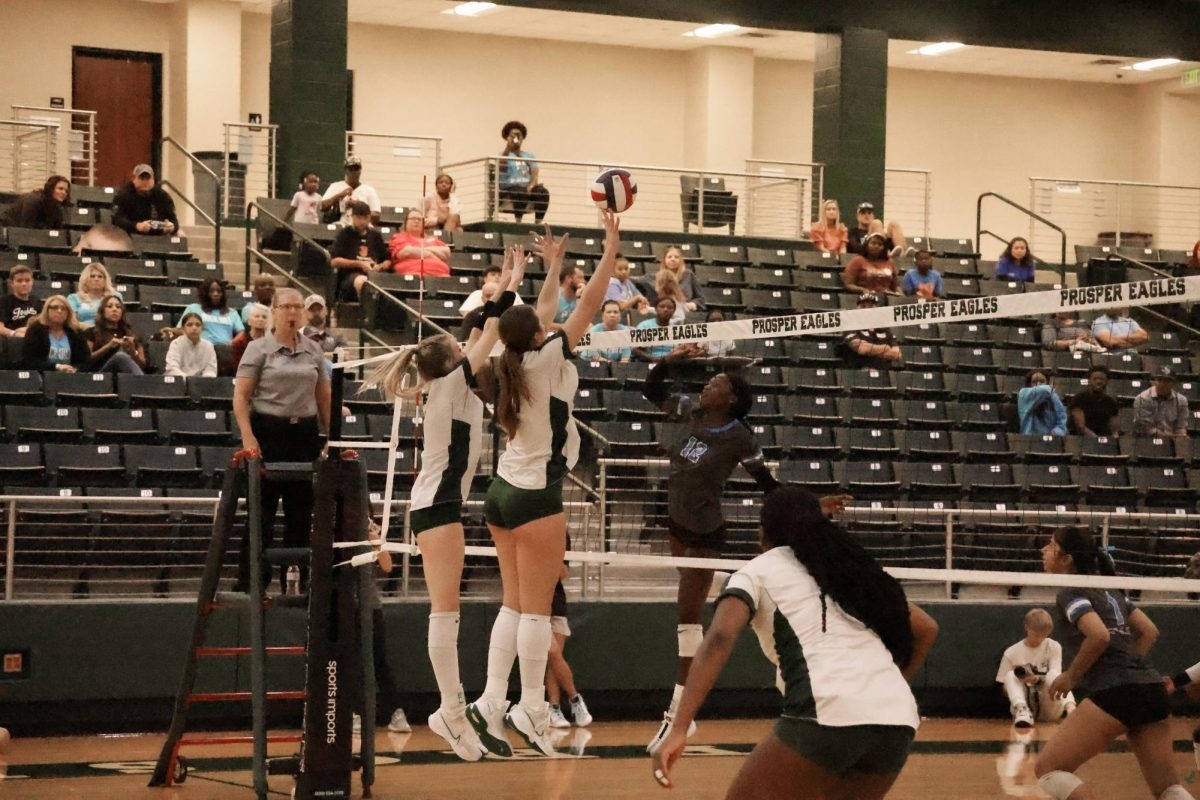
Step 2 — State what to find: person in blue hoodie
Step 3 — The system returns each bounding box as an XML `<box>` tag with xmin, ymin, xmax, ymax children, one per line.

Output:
<box><xmin>1018</xmin><ymin>369</ymin><xmax>1068</xmax><ymax>436</ymax></box>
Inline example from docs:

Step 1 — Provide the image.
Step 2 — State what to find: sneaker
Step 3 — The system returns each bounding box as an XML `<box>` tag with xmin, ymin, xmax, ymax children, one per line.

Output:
<box><xmin>567</xmin><ymin>728</ymin><xmax>593</xmax><ymax>757</ymax></box>
<box><xmin>466</xmin><ymin>697</ymin><xmax>513</xmax><ymax>758</ymax></box>
<box><xmin>352</xmin><ymin>713</ymin><xmax>362</xmax><ymax>735</ymax></box>
<box><xmin>570</xmin><ymin>694</ymin><xmax>593</xmax><ymax>728</ymax></box>
<box><xmin>1012</xmin><ymin>703</ymin><xmax>1034</xmax><ymax>729</ymax></box>
<box><xmin>428</xmin><ymin>708</ymin><xmax>488</xmax><ymax>762</ymax></box>
<box><xmin>646</xmin><ymin>711</ymin><xmax>697</xmax><ymax>754</ymax></box>
<box><xmin>388</xmin><ymin>708</ymin><xmax>411</xmax><ymax>733</ymax></box>
<box><xmin>548</xmin><ymin>704</ymin><xmax>571</xmax><ymax>729</ymax></box>
<box><xmin>505</xmin><ymin>702</ymin><xmax>556</xmax><ymax>756</ymax></box>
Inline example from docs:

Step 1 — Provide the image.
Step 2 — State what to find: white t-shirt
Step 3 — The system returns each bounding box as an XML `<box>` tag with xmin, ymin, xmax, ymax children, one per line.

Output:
<box><xmin>459</xmin><ymin>289</ymin><xmax>523</xmax><ymax>316</ymax></box>
<box><xmin>496</xmin><ymin>331</ymin><xmax>580</xmax><ymax>490</ymax></box>
<box><xmin>322</xmin><ymin>181</ymin><xmax>382</xmax><ymax>225</ymax></box>
<box><xmin>290</xmin><ymin>190</ymin><xmax>322</xmax><ymax>224</ymax></box>
<box><xmin>721</xmin><ymin>546</ymin><xmax>921</xmax><ymax>730</ymax></box>
<box><xmin>410</xmin><ymin>361</ymin><xmax>483</xmax><ymax>513</ymax></box>
<box><xmin>995</xmin><ymin>638</ymin><xmax>1063</xmax><ymax>683</ymax></box>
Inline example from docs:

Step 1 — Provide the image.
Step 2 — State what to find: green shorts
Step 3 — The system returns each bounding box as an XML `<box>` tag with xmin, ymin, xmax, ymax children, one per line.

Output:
<box><xmin>409</xmin><ymin>502</ymin><xmax>463</xmax><ymax>536</ymax></box>
<box><xmin>484</xmin><ymin>476</ymin><xmax>563</xmax><ymax>529</ymax></box>
<box><xmin>774</xmin><ymin>717</ymin><xmax>914</xmax><ymax>776</ymax></box>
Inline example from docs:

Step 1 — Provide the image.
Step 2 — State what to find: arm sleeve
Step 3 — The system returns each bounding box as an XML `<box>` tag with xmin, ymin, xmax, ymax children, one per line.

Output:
<box><xmin>995</xmin><ymin>645</ymin><xmax>1016</xmax><ymax>682</ymax></box>
<box><xmin>328</xmin><ymin>228</ymin><xmax>356</xmax><ymax>261</ymax></box>
<box><xmin>1132</xmin><ymin>395</ymin><xmax>1152</xmax><ymax>435</ymax></box>
<box><xmin>111</xmin><ymin>191</ymin><xmax>137</xmax><ymax>233</ymax></box>
<box><xmin>370</xmin><ymin>230</ymin><xmax>390</xmax><ymax>263</ymax></box>
<box><xmin>716</xmin><ymin>569</ymin><xmax>759</xmax><ymax>615</ymax></box>
<box><xmin>160</xmin><ymin>191</ymin><xmax>179</xmax><ymax>229</ymax></box>
<box><xmin>683</xmin><ymin>271</ymin><xmax>705</xmax><ymax>309</ymax></box>
<box><xmin>1048</xmin><ymin>640</ymin><xmax>1064</xmax><ymax>675</ymax></box>
<box><xmin>20</xmin><ymin>326</ymin><xmax>54</xmax><ymax>371</ymax></box>
<box><xmin>1175</xmin><ymin>396</ymin><xmax>1189</xmax><ymax>435</ymax></box>
<box><xmin>235</xmin><ymin>340</ymin><xmax>265</xmax><ymax>382</ymax></box>
<box><xmin>1057</xmin><ymin>588</ymin><xmax>1094</xmax><ymax>627</ymax></box>
<box><xmin>643</xmin><ymin>359</ymin><xmax>672</xmax><ymax>407</ymax></box>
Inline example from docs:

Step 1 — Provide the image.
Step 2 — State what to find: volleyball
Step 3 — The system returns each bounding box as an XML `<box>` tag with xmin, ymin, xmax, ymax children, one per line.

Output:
<box><xmin>590</xmin><ymin>168</ymin><xmax>637</xmax><ymax>213</ymax></box>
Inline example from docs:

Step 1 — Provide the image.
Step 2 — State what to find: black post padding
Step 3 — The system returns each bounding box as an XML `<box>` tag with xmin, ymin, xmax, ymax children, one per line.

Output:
<box><xmin>328</xmin><ymin>352</ymin><xmax>344</xmax><ymax>459</ymax></box>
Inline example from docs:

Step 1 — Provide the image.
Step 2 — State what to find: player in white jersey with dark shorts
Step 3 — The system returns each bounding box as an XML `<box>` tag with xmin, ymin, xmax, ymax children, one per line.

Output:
<box><xmin>1163</xmin><ymin>657</ymin><xmax>1200</xmax><ymax>771</ymax></box>
<box><xmin>368</xmin><ymin>248</ymin><xmax>525</xmax><ymax>761</ymax></box>
<box><xmin>651</xmin><ymin>486</ymin><xmax>939</xmax><ymax>798</ymax></box>
<box><xmin>466</xmin><ymin>211</ymin><xmax>621</xmax><ymax>756</ymax></box>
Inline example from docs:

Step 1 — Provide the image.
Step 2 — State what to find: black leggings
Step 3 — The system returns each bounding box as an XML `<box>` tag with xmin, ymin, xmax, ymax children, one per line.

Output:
<box><xmin>499</xmin><ymin>184</ymin><xmax>550</xmax><ymax>223</ymax></box>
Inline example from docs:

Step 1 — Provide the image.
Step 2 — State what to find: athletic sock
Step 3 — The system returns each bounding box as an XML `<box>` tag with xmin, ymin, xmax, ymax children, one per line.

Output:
<box><xmin>517</xmin><ymin>613</ymin><xmax>552</xmax><ymax>709</ymax></box>
<box><xmin>1158</xmin><ymin>785</ymin><xmax>1195</xmax><ymax>800</ymax></box>
<box><xmin>482</xmin><ymin>606</ymin><xmax>520</xmax><ymax>701</ymax></box>
<box><xmin>428</xmin><ymin>612</ymin><xmax>464</xmax><ymax>713</ymax></box>
<box><xmin>668</xmin><ymin>683</ymin><xmax>685</xmax><ymax>715</ymax></box>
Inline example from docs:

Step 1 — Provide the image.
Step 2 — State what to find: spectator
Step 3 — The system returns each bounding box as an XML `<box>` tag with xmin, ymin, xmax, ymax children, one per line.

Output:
<box><xmin>421</xmin><ymin>173</ymin><xmax>462</xmax><ymax>232</ymax></box>
<box><xmin>301</xmin><ymin>294</ymin><xmax>348</xmax><ymax>355</ymax></box>
<box><xmin>555</xmin><ymin>264</ymin><xmax>585</xmax><ymax>323</ymax></box>
<box><xmin>460</xmin><ymin>265</ymin><xmax>524</xmax><ymax>315</ymax></box>
<box><xmin>657</xmin><ymin>246</ymin><xmax>705</xmax><ymax>311</ymax></box>
<box><xmin>231</xmin><ymin>302</ymin><xmax>270</xmax><ymax>370</ymax></box>
<box><xmin>1</xmin><ymin>175</ymin><xmax>71</xmax><ymax>230</ymax></box>
<box><xmin>1091</xmin><ymin>307</ymin><xmax>1147</xmax><ymax>353</ymax></box>
<box><xmin>1017</xmin><ymin>369</ymin><xmax>1068</xmax><ymax>436</ymax></box>
<box><xmin>583</xmin><ymin>299</ymin><xmax>631</xmax><ymax>362</ymax></box>
<box><xmin>1068</xmin><ymin>366</ymin><xmax>1119</xmax><ymax>437</ymax></box>
<box><xmin>703</xmin><ymin>308</ymin><xmax>735</xmax><ymax>358</ymax></box>
<box><xmin>329</xmin><ymin>201</ymin><xmax>391</xmax><ymax>301</ymax></box>
<box><xmin>20</xmin><ymin>294</ymin><xmax>89</xmax><ymax>373</ymax></box>
<box><xmin>995</xmin><ymin>608</ymin><xmax>1076</xmax><ymax>729</ymax></box>
<box><xmin>322</xmin><ymin>156</ymin><xmax>381</xmax><ymax>225</ymax></box>
<box><xmin>635</xmin><ymin>296</ymin><xmax>690</xmax><ymax>362</ymax></box>
<box><xmin>176</xmin><ymin>277</ymin><xmax>245</xmax><ymax>345</ymax></box>
<box><xmin>1041</xmin><ymin>311</ymin><xmax>1105</xmax><ymax>352</ymax></box>
<box><xmin>604</xmin><ymin>255</ymin><xmax>649</xmax><ymax>316</ymax></box>
<box><xmin>457</xmin><ymin>277</ymin><xmax>502</xmax><ymax>341</ymax></box>
<box><xmin>842</xmin><ymin>232</ymin><xmax>900</xmax><ymax>296</ymax></box>
<box><xmin>652</xmin><ymin>270</ymin><xmax>687</xmax><ymax>324</ymax></box>
<box><xmin>498</xmin><ymin>120</ymin><xmax>549</xmax><ymax>223</ymax></box>
<box><xmin>840</xmin><ymin>292</ymin><xmax>901</xmax><ymax>369</ymax></box>
<box><xmin>112</xmin><ymin>164</ymin><xmax>178</xmax><ymax>235</ymax></box>
<box><xmin>241</xmin><ymin>274</ymin><xmax>277</xmax><ymax>324</ymax></box>
<box><xmin>846</xmin><ymin>201</ymin><xmax>908</xmax><ymax>257</ymax></box>
<box><xmin>68</xmin><ymin>262</ymin><xmax>121</xmax><ymax>328</ymax></box>
<box><xmin>286</xmin><ymin>170</ymin><xmax>322</xmax><ymax>224</ymax></box>
<box><xmin>995</xmin><ymin>236</ymin><xmax>1038</xmax><ymax>282</ymax></box>
<box><xmin>0</xmin><ymin>264</ymin><xmax>42</xmax><ymax>337</ymax></box>
<box><xmin>809</xmin><ymin>199</ymin><xmax>848</xmax><ymax>254</ymax></box>
<box><xmin>901</xmin><ymin>249</ymin><xmax>943</xmax><ymax>298</ymax></box>
<box><xmin>388</xmin><ymin>209</ymin><xmax>451</xmax><ymax>277</ymax></box>
<box><xmin>1132</xmin><ymin>366</ymin><xmax>1188</xmax><ymax>438</ymax></box>
<box><xmin>84</xmin><ymin>295</ymin><xmax>146</xmax><ymax>374</ymax></box>
<box><xmin>164</xmin><ymin>312</ymin><xmax>217</xmax><ymax>377</ymax></box>
<box><xmin>74</xmin><ymin>223</ymin><xmax>134</xmax><ymax>256</ymax></box>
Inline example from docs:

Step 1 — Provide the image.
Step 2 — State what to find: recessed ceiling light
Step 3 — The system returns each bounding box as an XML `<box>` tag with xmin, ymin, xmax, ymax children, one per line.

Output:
<box><xmin>683</xmin><ymin>23</ymin><xmax>743</xmax><ymax>39</ymax></box>
<box><xmin>907</xmin><ymin>42</ymin><xmax>967</xmax><ymax>57</ymax></box>
<box><xmin>1122</xmin><ymin>57</ymin><xmax>1181</xmax><ymax>72</ymax></box>
<box><xmin>443</xmin><ymin>2</ymin><xmax>498</xmax><ymax>17</ymax></box>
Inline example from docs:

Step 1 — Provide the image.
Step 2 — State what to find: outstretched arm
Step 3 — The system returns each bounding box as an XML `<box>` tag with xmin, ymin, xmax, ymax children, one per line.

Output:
<box><xmin>464</xmin><ymin>246</ymin><xmax>526</xmax><ymax>375</ymax></box>
<box><xmin>533</xmin><ymin>226</ymin><xmax>568</xmax><ymax>328</ymax></box>
<box><xmin>560</xmin><ymin>210</ymin><xmax>621</xmax><ymax>346</ymax></box>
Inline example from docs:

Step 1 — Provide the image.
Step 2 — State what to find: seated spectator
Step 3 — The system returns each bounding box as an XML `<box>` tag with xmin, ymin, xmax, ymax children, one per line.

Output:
<box><xmin>605</xmin><ymin>255</ymin><xmax>649</xmax><ymax>316</ymax></box>
<box><xmin>657</xmin><ymin>246</ymin><xmax>705</xmax><ymax>311</ymax></box>
<box><xmin>286</xmin><ymin>170</ymin><xmax>322</xmax><ymax>224</ymax></box>
<box><xmin>329</xmin><ymin>201</ymin><xmax>391</xmax><ymax>300</ymax></box>
<box><xmin>995</xmin><ymin>237</ymin><xmax>1038</xmax><ymax>282</ymax></box>
<box><xmin>846</xmin><ymin>201</ymin><xmax>908</xmax><ymax>257</ymax></box>
<box><xmin>634</xmin><ymin>296</ymin><xmax>681</xmax><ymax>362</ymax></box>
<box><xmin>112</xmin><ymin>163</ymin><xmax>178</xmax><ymax>235</ymax></box>
<box><xmin>421</xmin><ymin>173</ymin><xmax>462</xmax><ymax>232</ymax></box>
<box><xmin>165</xmin><ymin>312</ymin><xmax>218</xmax><ymax>377</ymax></box>
<box><xmin>0</xmin><ymin>264</ymin><xmax>42</xmax><ymax>337</ymax></box>
<box><xmin>995</xmin><ymin>608</ymin><xmax>1075</xmax><ymax>729</ymax></box>
<box><xmin>322</xmin><ymin>156</ymin><xmax>381</xmax><ymax>225</ymax></box>
<box><xmin>1132</xmin><ymin>367</ymin><xmax>1188</xmax><ymax>438</ymax></box>
<box><xmin>554</xmin><ymin>264</ymin><xmax>586</xmax><ymax>324</ymax></box>
<box><xmin>498</xmin><ymin>120</ymin><xmax>550</xmax><ymax>223</ymax></box>
<box><xmin>85</xmin><ymin>295</ymin><xmax>146</xmax><ymax>374</ymax></box>
<box><xmin>1068</xmin><ymin>366</ymin><xmax>1119</xmax><ymax>437</ymax></box>
<box><xmin>388</xmin><ymin>209</ymin><xmax>451</xmax><ymax>277</ymax></box>
<box><xmin>1041</xmin><ymin>311</ymin><xmax>1105</xmax><ymax>352</ymax></box>
<box><xmin>20</xmin><ymin>295</ymin><xmax>114</xmax><ymax>373</ymax></box>
<box><xmin>242</xmin><ymin>274</ymin><xmax>277</xmax><ymax>324</ymax></box>
<box><xmin>1</xmin><ymin>175</ymin><xmax>71</xmax><ymax>230</ymax></box>
<box><xmin>652</xmin><ymin>270</ymin><xmax>687</xmax><ymax>324</ymax></box>
<box><xmin>842</xmin><ymin>232</ymin><xmax>900</xmax><ymax>296</ymax></box>
<box><xmin>74</xmin><ymin>223</ymin><xmax>134</xmax><ymax>256</ymax></box>
<box><xmin>1091</xmin><ymin>307</ymin><xmax>1147</xmax><ymax>352</ymax></box>
<box><xmin>809</xmin><ymin>199</ymin><xmax>848</xmax><ymax>255</ymax></box>
<box><xmin>176</xmin><ymin>277</ymin><xmax>245</xmax><ymax>345</ymax></box>
<box><xmin>840</xmin><ymin>292</ymin><xmax>900</xmax><ymax>369</ymax></box>
<box><xmin>703</xmin><ymin>308</ymin><xmax>735</xmax><ymax>358</ymax></box>
<box><xmin>1017</xmin><ymin>369</ymin><xmax>1068</xmax><ymax>436</ymax></box>
<box><xmin>231</xmin><ymin>302</ymin><xmax>270</xmax><ymax>369</ymax></box>
<box><xmin>68</xmin><ymin>262</ymin><xmax>122</xmax><ymax>327</ymax></box>
<box><xmin>901</xmin><ymin>249</ymin><xmax>943</xmax><ymax>298</ymax></box>
<box><xmin>583</xmin><ymin>300</ymin><xmax>632</xmax><ymax>362</ymax></box>
<box><xmin>460</xmin><ymin>264</ymin><xmax>523</xmax><ymax>315</ymax></box>
<box><xmin>458</xmin><ymin>245</ymin><xmax>524</xmax><ymax>339</ymax></box>
<box><xmin>301</xmin><ymin>294</ymin><xmax>349</xmax><ymax>355</ymax></box>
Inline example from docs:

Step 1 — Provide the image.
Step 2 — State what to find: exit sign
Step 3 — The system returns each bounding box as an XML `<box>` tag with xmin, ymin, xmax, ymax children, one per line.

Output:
<box><xmin>1184</xmin><ymin>68</ymin><xmax>1200</xmax><ymax>87</ymax></box>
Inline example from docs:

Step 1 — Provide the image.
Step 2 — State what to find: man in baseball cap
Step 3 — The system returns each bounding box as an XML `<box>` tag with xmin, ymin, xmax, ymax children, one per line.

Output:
<box><xmin>847</xmin><ymin>199</ymin><xmax>909</xmax><ymax>258</ymax></box>
<box><xmin>841</xmin><ymin>291</ymin><xmax>900</xmax><ymax>369</ymax></box>
<box><xmin>112</xmin><ymin>161</ymin><xmax>179</xmax><ymax>236</ymax></box>
<box><xmin>301</xmin><ymin>293</ymin><xmax>348</xmax><ymax>354</ymax></box>
<box><xmin>323</xmin><ymin>155</ymin><xmax>380</xmax><ymax>225</ymax></box>
<box><xmin>1131</xmin><ymin>365</ymin><xmax>1188</xmax><ymax>437</ymax></box>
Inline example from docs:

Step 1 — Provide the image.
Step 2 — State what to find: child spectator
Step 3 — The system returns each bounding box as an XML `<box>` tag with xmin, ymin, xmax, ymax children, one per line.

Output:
<box><xmin>498</xmin><ymin>121</ymin><xmax>549</xmax><ymax>223</ymax></box>
<box><xmin>995</xmin><ymin>608</ymin><xmax>1076</xmax><ymax>728</ymax></box>
<box><xmin>995</xmin><ymin>237</ymin><xmax>1038</xmax><ymax>282</ymax></box>
<box><xmin>605</xmin><ymin>255</ymin><xmax>649</xmax><ymax>316</ymax></box>
<box><xmin>421</xmin><ymin>173</ymin><xmax>461</xmax><ymax>232</ymax></box>
<box><xmin>0</xmin><ymin>265</ymin><xmax>42</xmax><ymax>337</ymax></box>
<box><xmin>635</xmin><ymin>296</ymin><xmax>686</xmax><ymax>362</ymax></box>
<box><xmin>164</xmin><ymin>312</ymin><xmax>218</xmax><ymax>377</ymax></box>
<box><xmin>703</xmin><ymin>308</ymin><xmax>735</xmax><ymax>358</ymax></box>
<box><xmin>329</xmin><ymin>201</ymin><xmax>391</xmax><ymax>300</ymax></box>
<box><xmin>901</xmin><ymin>249</ymin><xmax>943</xmax><ymax>298</ymax></box>
<box><xmin>286</xmin><ymin>171</ymin><xmax>322</xmax><ymax>225</ymax></box>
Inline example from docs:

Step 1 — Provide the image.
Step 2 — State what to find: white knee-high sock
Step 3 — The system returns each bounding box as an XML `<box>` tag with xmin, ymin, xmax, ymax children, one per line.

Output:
<box><xmin>428</xmin><ymin>612</ymin><xmax>464</xmax><ymax>713</ymax></box>
<box><xmin>482</xmin><ymin>606</ymin><xmax>520</xmax><ymax>701</ymax></box>
<box><xmin>668</xmin><ymin>683</ymin><xmax>685</xmax><ymax>715</ymax></box>
<box><xmin>517</xmin><ymin>613</ymin><xmax>552</xmax><ymax>709</ymax></box>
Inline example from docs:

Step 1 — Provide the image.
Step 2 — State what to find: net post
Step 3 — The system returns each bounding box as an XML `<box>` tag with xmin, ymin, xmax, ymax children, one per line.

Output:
<box><xmin>596</xmin><ymin>460</ymin><xmax>608</xmax><ymax>598</ymax></box>
<box><xmin>943</xmin><ymin>511</ymin><xmax>954</xmax><ymax>600</ymax></box>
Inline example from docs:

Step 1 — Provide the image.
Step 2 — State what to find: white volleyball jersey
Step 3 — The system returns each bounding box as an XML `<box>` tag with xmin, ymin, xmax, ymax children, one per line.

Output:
<box><xmin>720</xmin><ymin>546</ymin><xmax>921</xmax><ymax>730</ymax></box>
<box><xmin>496</xmin><ymin>331</ymin><xmax>580</xmax><ymax>490</ymax></box>
<box><xmin>410</xmin><ymin>360</ymin><xmax>484</xmax><ymax>513</ymax></box>
<box><xmin>995</xmin><ymin>638</ymin><xmax>1062</xmax><ymax>683</ymax></box>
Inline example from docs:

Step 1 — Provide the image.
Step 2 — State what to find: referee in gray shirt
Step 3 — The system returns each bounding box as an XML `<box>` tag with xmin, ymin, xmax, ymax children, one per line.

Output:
<box><xmin>233</xmin><ymin>287</ymin><xmax>332</xmax><ymax>593</ymax></box>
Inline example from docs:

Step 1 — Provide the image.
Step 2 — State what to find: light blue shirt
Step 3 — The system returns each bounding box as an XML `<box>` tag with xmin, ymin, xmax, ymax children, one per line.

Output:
<box><xmin>606</xmin><ymin>277</ymin><xmax>644</xmax><ymax>303</ymax></box>
<box><xmin>1091</xmin><ymin>314</ymin><xmax>1143</xmax><ymax>352</ymax></box>
<box><xmin>584</xmin><ymin>323</ymin><xmax>631</xmax><ymax>361</ymax></box>
<box><xmin>179</xmin><ymin>303</ymin><xmax>245</xmax><ymax>345</ymax></box>
<box><xmin>47</xmin><ymin>332</ymin><xmax>71</xmax><ymax>364</ymax></box>
<box><xmin>69</xmin><ymin>291</ymin><xmax>123</xmax><ymax>328</ymax></box>
<box><xmin>901</xmin><ymin>269</ymin><xmax>943</xmax><ymax>297</ymax></box>
<box><xmin>636</xmin><ymin>318</ymin><xmax>673</xmax><ymax>359</ymax></box>
<box><xmin>499</xmin><ymin>150</ymin><xmax>537</xmax><ymax>187</ymax></box>
<box><xmin>556</xmin><ymin>289</ymin><xmax>578</xmax><ymax>324</ymax></box>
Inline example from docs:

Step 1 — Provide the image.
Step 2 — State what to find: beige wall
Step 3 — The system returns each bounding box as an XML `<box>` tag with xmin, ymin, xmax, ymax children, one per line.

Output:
<box><xmin>752</xmin><ymin>58</ymin><xmax>815</xmax><ymax>163</ymax></box>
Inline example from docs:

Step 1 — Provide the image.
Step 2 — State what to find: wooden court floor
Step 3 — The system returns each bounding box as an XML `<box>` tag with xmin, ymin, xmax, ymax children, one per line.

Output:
<box><xmin>2</xmin><ymin>717</ymin><xmax>1197</xmax><ymax>799</ymax></box>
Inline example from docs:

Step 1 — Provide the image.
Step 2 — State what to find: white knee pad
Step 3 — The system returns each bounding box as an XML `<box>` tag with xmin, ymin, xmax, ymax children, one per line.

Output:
<box><xmin>1037</xmin><ymin>770</ymin><xmax>1084</xmax><ymax>800</ymax></box>
<box><xmin>677</xmin><ymin>624</ymin><xmax>703</xmax><ymax>658</ymax></box>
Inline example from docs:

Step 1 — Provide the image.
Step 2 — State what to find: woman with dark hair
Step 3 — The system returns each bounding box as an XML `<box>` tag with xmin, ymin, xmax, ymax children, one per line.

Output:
<box><xmin>1018</xmin><ymin>369</ymin><xmax>1068</xmax><ymax>436</ymax></box>
<box><xmin>1033</xmin><ymin>526</ymin><xmax>1193</xmax><ymax>800</ymax></box>
<box><xmin>177</xmin><ymin>277</ymin><xmax>244</xmax><ymax>345</ymax></box>
<box><xmin>465</xmin><ymin>213</ymin><xmax>619</xmax><ymax>758</ymax></box>
<box><xmin>1</xmin><ymin>175</ymin><xmax>70</xmax><ymax>230</ymax></box>
<box><xmin>842</xmin><ymin>231</ymin><xmax>900</xmax><ymax>295</ymax></box>
<box><xmin>85</xmin><ymin>295</ymin><xmax>146</xmax><ymax>374</ymax></box>
<box><xmin>996</xmin><ymin>236</ymin><xmax>1038</xmax><ymax>282</ymax></box>
<box><xmin>651</xmin><ymin>486</ymin><xmax>938</xmax><ymax>798</ymax></box>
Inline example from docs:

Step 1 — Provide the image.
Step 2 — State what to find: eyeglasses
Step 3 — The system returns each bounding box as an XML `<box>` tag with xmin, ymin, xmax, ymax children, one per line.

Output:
<box><xmin>275</xmin><ymin>303</ymin><xmax>304</xmax><ymax>310</ymax></box>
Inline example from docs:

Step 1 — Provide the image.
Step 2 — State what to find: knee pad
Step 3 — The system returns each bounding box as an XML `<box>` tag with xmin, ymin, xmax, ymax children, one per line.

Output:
<box><xmin>677</xmin><ymin>624</ymin><xmax>703</xmax><ymax>658</ymax></box>
<box><xmin>1037</xmin><ymin>770</ymin><xmax>1084</xmax><ymax>800</ymax></box>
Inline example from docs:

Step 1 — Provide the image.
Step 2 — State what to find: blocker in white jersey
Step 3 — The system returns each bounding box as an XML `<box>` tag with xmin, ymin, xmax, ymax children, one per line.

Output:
<box><xmin>408</xmin><ymin>360</ymin><xmax>483</xmax><ymax>528</ymax></box>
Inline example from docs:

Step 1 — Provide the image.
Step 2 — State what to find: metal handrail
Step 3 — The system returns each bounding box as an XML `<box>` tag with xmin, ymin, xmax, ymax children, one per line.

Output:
<box><xmin>1030</xmin><ymin>175</ymin><xmax>1200</xmax><ymax>192</ymax></box>
<box><xmin>976</xmin><ymin>192</ymin><xmax>1067</xmax><ymax>278</ymax></box>
<box><xmin>243</xmin><ymin>200</ymin><xmax>332</xmax><ymax>291</ymax></box>
<box><xmin>161</xmin><ymin>180</ymin><xmax>216</xmax><ymax>228</ymax></box>
<box><xmin>159</xmin><ymin>137</ymin><xmax>222</xmax><ymax>264</ymax></box>
<box><xmin>442</xmin><ymin>154</ymin><xmax>787</xmax><ymax>183</ymax></box>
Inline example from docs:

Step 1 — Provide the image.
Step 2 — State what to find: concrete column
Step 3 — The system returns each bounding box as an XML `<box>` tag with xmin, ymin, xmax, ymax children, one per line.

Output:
<box><xmin>683</xmin><ymin>46</ymin><xmax>755</xmax><ymax>173</ymax></box>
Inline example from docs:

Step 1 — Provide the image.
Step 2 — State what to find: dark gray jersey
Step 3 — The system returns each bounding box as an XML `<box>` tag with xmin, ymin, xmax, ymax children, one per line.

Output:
<box><xmin>1055</xmin><ymin>587</ymin><xmax>1160</xmax><ymax>693</ymax></box>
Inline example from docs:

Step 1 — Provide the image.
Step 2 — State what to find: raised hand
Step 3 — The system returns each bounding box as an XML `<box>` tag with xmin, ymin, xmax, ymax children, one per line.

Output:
<box><xmin>530</xmin><ymin>223</ymin><xmax>569</xmax><ymax>267</ymax></box>
<box><xmin>601</xmin><ymin>208</ymin><xmax>621</xmax><ymax>250</ymax></box>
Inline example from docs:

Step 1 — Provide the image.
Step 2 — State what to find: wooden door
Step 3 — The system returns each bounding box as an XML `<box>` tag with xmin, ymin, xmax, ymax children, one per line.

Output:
<box><xmin>72</xmin><ymin>48</ymin><xmax>162</xmax><ymax>188</ymax></box>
